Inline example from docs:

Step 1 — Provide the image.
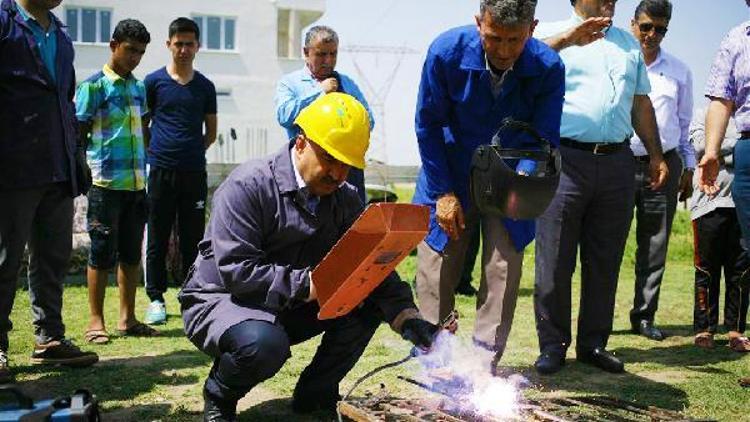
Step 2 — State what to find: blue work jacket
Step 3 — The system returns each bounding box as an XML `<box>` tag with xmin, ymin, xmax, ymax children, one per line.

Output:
<box><xmin>0</xmin><ymin>0</ymin><xmax>80</xmax><ymax>194</ymax></box>
<box><xmin>412</xmin><ymin>25</ymin><xmax>565</xmax><ymax>252</ymax></box>
<box><xmin>179</xmin><ymin>145</ymin><xmax>417</xmax><ymax>357</ymax></box>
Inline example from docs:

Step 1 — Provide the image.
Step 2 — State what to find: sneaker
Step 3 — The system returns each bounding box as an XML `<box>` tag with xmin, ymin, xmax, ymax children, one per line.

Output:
<box><xmin>30</xmin><ymin>339</ymin><xmax>98</xmax><ymax>367</ymax></box>
<box><xmin>0</xmin><ymin>350</ymin><xmax>12</xmax><ymax>383</ymax></box>
<box><xmin>144</xmin><ymin>300</ymin><xmax>167</xmax><ymax>325</ymax></box>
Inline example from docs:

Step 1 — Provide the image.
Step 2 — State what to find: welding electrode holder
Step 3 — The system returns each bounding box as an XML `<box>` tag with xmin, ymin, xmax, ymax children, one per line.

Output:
<box><xmin>408</xmin><ymin>310</ymin><xmax>459</xmax><ymax>357</ymax></box>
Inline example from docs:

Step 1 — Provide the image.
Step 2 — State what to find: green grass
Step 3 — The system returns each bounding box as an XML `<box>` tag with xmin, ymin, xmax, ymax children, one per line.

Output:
<box><xmin>5</xmin><ymin>190</ymin><xmax>749</xmax><ymax>421</ymax></box>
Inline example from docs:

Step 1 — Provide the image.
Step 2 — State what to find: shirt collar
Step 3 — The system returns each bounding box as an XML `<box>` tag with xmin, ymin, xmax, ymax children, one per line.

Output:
<box><xmin>15</xmin><ymin>1</ymin><xmax>55</xmax><ymax>32</ymax></box>
<box><xmin>291</xmin><ymin>148</ymin><xmax>307</xmax><ymax>191</ymax></box>
<box><xmin>647</xmin><ymin>49</ymin><xmax>665</xmax><ymax>69</ymax></box>
<box><xmin>460</xmin><ymin>28</ymin><xmax>542</xmax><ymax>77</ymax></box>
<box><xmin>102</xmin><ymin>63</ymin><xmax>132</xmax><ymax>82</ymax></box>
<box><xmin>271</xmin><ymin>145</ymin><xmax>301</xmax><ymax>194</ymax></box>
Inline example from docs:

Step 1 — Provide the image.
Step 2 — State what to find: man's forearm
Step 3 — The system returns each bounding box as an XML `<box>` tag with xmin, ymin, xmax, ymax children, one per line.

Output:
<box><xmin>704</xmin><ymin>98</ymin><xmax>734</xmax><ymax>158</ymax></box>
<box><xmin>542</xmin><ymin>33</ymin><xmax>570</xmax><ymax>52</ymax></box>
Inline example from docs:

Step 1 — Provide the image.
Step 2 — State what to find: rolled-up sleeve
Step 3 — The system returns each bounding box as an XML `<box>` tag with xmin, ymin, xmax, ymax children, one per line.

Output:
<box><xmin>415</xmin><ymin>49</ymin><xmax>454</xmax><ymax>196</ymax></box>
<box><xmin>211</xmin><ymin>176</ymin><xmax>310</xmax><ymax>311</ymax></box>
<box><xmin>705</xmin><ymin>31</ymin><xmax>737</xmax><ymax>102</ymax></box>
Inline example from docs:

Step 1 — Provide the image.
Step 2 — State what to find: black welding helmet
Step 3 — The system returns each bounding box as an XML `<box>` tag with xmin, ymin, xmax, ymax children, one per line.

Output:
<box><xmin>469</xmin><ymin>119</ymin><xmax>561</xmax><ymax>220</ymax></box>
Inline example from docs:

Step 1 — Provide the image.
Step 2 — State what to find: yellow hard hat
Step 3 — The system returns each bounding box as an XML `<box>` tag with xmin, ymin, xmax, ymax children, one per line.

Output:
<box><xmin>294</xmin><ymin>92</ymin><xmax>370</xmax><ymax>170</ymax></box>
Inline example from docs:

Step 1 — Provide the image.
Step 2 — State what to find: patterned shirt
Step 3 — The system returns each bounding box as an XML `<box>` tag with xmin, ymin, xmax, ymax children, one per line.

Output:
<box><xmin>705</xmin><ymin>21</ymin><xmax>750</xmax><ymax>132</ymax></box>
<box><xmin>75</xmin><ymin>64</ymin><xmax>148</xmax><ymax>191</ymax></box>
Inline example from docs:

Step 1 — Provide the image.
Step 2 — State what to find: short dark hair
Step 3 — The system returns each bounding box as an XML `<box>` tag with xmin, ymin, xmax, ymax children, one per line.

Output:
<box><xmin>634</xmin><ymin>0</ymin><xmax>672</xmax><ymax>21</ymax></box>
<box><xmin>570</xmin><ymin>0</ymin><xmax>576</xmax><ymax>5</ymax></box>
<box><xmin>168</xmin><ymin>17</ymin><xmax>200</xmax><ymax>40</ymax></box>
<box><xmin>480</xmin><ymin>0</ymin><xmax>537</xmax><ymax>26</ymax></box>
<box><xmin>112</xmin><ymin>19</ymin><xmax>150</xmax><ymax>44</ymax></box>
<box><xmin>304</xmin><ymin>25</ymin><xmax>338</xmax><ymax>48</ymax></box>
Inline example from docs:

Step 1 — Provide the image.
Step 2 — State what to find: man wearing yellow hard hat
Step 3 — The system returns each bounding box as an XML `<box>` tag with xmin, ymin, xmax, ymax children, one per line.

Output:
<box><xmin>179</xmin><ymin>93</ymin><xmax>439</xmax><ymax>421</ymax></box>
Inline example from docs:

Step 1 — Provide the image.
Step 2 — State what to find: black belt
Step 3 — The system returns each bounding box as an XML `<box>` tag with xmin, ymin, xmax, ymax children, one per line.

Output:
<box><xmin>741</xmin><ymin>131</ymin><xmax>750</xmax><ymax>139</ymax></box>
<box><xmin>634</xmin><ymin>148</ymin><xmax>676</xmax><ymax>163</ymax></box>
<box><xmin>559</xmin><ymin>138</ymin><xmax>626</xmax><ymax>155</ymax></box>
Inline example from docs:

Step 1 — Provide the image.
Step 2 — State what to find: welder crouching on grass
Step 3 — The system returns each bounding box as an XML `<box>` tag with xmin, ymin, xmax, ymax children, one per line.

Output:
<box><xmin>178</xmin><ymin>93</ymin><xmax>440</xmax><ymax>422</ymax></box>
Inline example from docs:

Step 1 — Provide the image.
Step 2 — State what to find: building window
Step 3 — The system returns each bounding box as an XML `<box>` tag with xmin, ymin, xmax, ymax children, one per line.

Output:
<box><xmin>64</xmin><ymin>7</ymin><xmax>111</xmax><ymax>43</ymax></box>
<box><xmin>276</xmin><ymin>8</ymin><xmax>323</xmax><ymax>59</ymax></box>
<box><xmin>192</xmin><ymin>15</ymin><xmax>236</xmax><ymax>51</ymax></box>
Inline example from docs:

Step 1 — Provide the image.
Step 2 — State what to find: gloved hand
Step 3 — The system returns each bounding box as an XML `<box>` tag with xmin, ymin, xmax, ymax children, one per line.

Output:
<box><xmin>75</xmin><ymin>146</ymin><xmax>92</xmax><ymax>195</ymax></box>
<box><xmin>401</xmin><ymin>318</ymin><xmax>440</xmax><ymax>350</ymax></box>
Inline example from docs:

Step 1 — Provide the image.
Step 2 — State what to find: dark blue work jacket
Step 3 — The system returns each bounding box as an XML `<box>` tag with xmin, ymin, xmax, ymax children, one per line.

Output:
<box><xmin>412</xmin><ymin>25</ymin><xmax>565</xmax><ymax>252</ymax></box>
<box><xmin>0</xmin><ymin>0</ymin><xmax>80</xmax><ymax>194</ymax></box>
<box><xmin>179</xmin><ymin>145</ymin><xmax>417</xmax><ymax>357</ymax></box>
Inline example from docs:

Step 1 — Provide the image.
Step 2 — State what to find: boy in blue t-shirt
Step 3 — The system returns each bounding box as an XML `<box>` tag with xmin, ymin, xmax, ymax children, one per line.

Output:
<box><xmin>144</xmin><ymin>17</ymin><xmax>217</xmax><ymax>325</ymax></box>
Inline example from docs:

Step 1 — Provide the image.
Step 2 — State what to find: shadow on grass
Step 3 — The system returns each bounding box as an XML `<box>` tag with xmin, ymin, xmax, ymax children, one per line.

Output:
<box><xmin>611</xmin><ymin>324</ymin><xmax>694</xmax><ymax>337</ymax></box>
<box><xmin>238</xmin><ymin>398</ymin><xmax>335</xmax><ymax>422</ymax></box>
<box><xmin>526</xmin><ymin>361</ymin><xmax>689</xmax><ymax>411</ymax></box>
<box><xmin>613</xmin><ymin>342</ymin><xmax>747</xmax><ymax>369</ymax></box>
<box><xmin>10</xmin><ymin>349</ymin><xmax>211</xmax><ymax>420</ymax></box>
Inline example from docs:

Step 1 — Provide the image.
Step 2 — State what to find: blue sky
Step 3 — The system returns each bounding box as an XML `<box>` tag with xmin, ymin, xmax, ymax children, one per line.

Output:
<box><xmin>317</xmin><ymin>0</ymin><xmax>750</xmax><ymax>165</ymax></box>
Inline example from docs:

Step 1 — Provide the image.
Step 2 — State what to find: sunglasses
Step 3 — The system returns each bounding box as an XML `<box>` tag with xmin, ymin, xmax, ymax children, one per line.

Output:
<box><xmin>638</xmin><ymin>22</ymin><xmax>668</xmax><ymax>35</ymax></box>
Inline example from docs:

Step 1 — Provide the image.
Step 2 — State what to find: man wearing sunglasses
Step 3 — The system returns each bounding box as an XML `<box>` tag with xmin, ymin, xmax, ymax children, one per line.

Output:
<box><xmin>627</xmin><ymin>0</ymin><xmax>695</xmax><ymax>342</ymax></box>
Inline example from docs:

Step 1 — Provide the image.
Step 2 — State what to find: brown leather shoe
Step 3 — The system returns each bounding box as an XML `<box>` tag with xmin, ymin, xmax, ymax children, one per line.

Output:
<box><xmin>694</xmin><ymin>332</ymin><xmax>715</xmax><ymax>349</ymax></box>
<box><xmin>30</xmin><ymin>339</ymin><xmax>98</xmax><ymax>367</ymax></box>
<box><xmin>729</xmin><ymin>336</ymin><xmax>750</xmax><ymax>352</ymax></box>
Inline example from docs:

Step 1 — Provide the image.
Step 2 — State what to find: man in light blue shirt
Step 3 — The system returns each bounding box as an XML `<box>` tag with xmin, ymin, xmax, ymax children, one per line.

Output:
<box><xmin>533</xmin><ymin>0</ymin><xmax>668</xmax><ymax>375</ymax></box>
<box><xmin>275</xmin><ymin>25</ymin><xmax>374</xmax><ymax>203</ymax></box>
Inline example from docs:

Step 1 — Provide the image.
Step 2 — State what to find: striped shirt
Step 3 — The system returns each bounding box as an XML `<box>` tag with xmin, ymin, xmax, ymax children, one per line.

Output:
<box><xmin>706</xmin><ymin>21</ymin><xmax>750</xmax><ymax>132</ymax></box>
<box><xmin>75</xmin><ymin>64</ymin><xmax>148</xmax><ymax>191</ymax></box>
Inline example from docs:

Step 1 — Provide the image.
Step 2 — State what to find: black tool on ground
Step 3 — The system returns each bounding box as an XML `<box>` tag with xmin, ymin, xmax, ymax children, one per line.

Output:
<box><xmin>0</xmin><ymin>384</ymin><xmax>100</xmax><ymax>421</ymax></box>
<box><xmin>337</xmin><ymin>311</ymin><xmax>459</xmax><ymax>422</ymax></box>
<box><xmin>470</xmin><ymin>118</ymin><xmax>561</xmax><ymax>220</ymax></box>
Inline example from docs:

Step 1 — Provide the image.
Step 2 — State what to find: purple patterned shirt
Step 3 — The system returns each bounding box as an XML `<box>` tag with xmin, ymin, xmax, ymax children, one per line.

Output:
<box><xmin>705</xmin><ymin>21</ymin><xmax>750</xmax><ymax>132</ymax></box>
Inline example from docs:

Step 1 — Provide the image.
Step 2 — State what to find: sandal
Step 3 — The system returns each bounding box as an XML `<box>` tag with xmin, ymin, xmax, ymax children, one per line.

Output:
<box><xmin>84</xmin><ymin>329</ymin><xmax>110</xmax><ymax>345</ymax></box>
<box><xmin>116</xmin><ymin>322</ymin><xmax>161</xmax><ymax>337</ymax></box>
<box><xmin>694</xmin><ymin>332</ymin><xmax>715</xmax><ymax>349</ymax></box>
<box><xmin>729</xmin><ymin>336</ymin><xmax>750</xmax><ymax>352</ymax></box>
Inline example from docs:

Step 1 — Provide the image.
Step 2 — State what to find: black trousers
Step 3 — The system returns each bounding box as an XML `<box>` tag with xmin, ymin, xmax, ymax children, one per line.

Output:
<box><xmin>693</xmin><ymin>208</ymin><xmax>750</xmax><ymax>333</ymax></box>
<box><xmin>203</xmin><ymin>302</ymin><xmax>380</xmax><ymax>406</ymax></box>
<box><xmin>146</xmin><ymin>167</ymin><xmax>207</xmax><ymax>302</ymax></box>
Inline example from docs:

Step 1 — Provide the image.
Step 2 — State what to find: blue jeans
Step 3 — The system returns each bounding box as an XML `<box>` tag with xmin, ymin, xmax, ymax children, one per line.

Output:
<box><xmin>733</xmin><ymin>138</ymin><xmax>750</xmax><ymax>250</ymax></box>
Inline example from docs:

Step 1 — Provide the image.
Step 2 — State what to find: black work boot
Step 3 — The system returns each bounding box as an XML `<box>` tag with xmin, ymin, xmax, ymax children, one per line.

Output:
<box><xmin>203</xmin><ymin>386</ymin><xmax>237</xmax><ymax>422</ymax></box>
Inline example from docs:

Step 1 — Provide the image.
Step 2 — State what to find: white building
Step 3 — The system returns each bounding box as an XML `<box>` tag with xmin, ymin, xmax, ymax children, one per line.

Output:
<box><xmin>56</xmin><ymin>0</ymin><xmax>326</xmax><ymax>164</ymax></box>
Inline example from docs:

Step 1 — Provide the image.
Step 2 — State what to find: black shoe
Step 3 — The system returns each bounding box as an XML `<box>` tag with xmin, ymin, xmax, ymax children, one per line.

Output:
<box><xmin>202</xmin><ymin>388</ymin><xmax>237</xmax><ymax>422</ymax></box>
<box><xmin>534</xmin><ymin>351</ymin><xmax>565</xmax><ymax>375</ymax></box>
<box><xmin>455</xmin><ymin>281</ymin><xmax>477</xmax><ymax>296</ymax></box>
<box><xmin>631</xmin><ymin>320</ymin><xmax>665</xmax><ymax>341</ymax></box>
<box><xmin>577</xmin><ymin>347</ymin><xmax>624</xmax><ymax>373</ymax></box>
<box><xmin>291</xmin><ymin>387</ymin><xmax>340</xmax><ymax>414</ymax></box>
<box><xmin>30</xmin><ymin>339</ymin><xmax>98</xmax><ymax>367</ymax></box>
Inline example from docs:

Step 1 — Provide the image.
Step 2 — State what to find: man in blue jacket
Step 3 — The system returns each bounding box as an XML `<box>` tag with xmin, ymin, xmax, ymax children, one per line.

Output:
<box><xmin>412</xmin><ymin>0</ymin><xmax>565</xmax><ymax>371</ymax></box>
<box><xmin>0</xmin><ymin>0</ymin><xmax>98</xmax><ymax>383</ymax></box>
<box><xmin>180</xmin><ymin>93</ymin><xmax>438</xmax><ymax>422</ymax></box>
<box><xmin>275</xmin><ymin>25</ymin><xmax>374</xmax><ymax>204</ymax></box>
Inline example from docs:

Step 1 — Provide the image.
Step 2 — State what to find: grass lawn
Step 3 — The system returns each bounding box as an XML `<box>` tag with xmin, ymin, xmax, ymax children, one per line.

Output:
<box><xmin>5</xmin><ymin>187</ymin><xmax>749</xmax><ymax>421</ymax></box>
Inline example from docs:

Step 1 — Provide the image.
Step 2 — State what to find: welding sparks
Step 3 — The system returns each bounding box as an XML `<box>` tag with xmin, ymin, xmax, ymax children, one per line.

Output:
<box><xmin>410</xmin><ymin>331</ymin><xmax>524</xmax><ymax>419</ymax></box>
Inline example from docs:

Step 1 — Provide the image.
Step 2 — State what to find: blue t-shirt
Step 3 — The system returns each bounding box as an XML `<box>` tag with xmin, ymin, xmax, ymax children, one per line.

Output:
<box><xmin>145</xmin><ymin>67</ymin><xmax>217</xmax><ymax>170</ymax></box>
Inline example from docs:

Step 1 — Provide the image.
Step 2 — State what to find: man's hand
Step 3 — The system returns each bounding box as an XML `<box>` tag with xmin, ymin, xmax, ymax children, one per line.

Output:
<box><xmin>697</xmin><ymin>153</ymin><xmax>721</xmax><ymax>196</ymax></box>
<box><xmin>564</xmin><ymin>17</ymin><xmax>611</xmax><ymax>47</ymax></box>
<box><xmin>678</xmin><ymin>169</ymin><xmax>694</xmax><ymax>202</ymax></box>
<box><xmin>401</xmin><ymin>318</ymin><xmax>440</xmax><ymax>350</ymax></box>
<box><xmin>436</xmin><ymin>193</ymin><xmax>465</xmax><ymax>240</ymax></box>
<box><xmin>320</xmin><ymin>77</ymin><xmax>339</xmax><ymax>94</ymax></box>
<box><xmin>649</xmin><ymin>156</ymin><xmax>669</xmax><ymax>190</ymax></box>
<box><xmin>75</xmin><ymin>147</ymin><xmax>92</xmax><ymax>195</ymax></box>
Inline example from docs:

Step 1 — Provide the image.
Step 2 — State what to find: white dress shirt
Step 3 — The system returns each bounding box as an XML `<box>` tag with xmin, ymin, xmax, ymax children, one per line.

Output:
<box><xmin>630</xmin><ymin>49</ymin><xmax>696</xmax><ymax>168</ymax></box>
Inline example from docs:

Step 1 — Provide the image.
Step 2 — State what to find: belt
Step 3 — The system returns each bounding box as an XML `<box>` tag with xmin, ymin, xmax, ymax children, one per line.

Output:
<box><xmin>741</xmin><ymin>131</ymin><xmax>750</xmax><ymax>139</ymax></box>
<box><xmin>634</xmin><ymin>148</ymin><xmax>676</xmax><ymax>163</ymax></box>
<box><xmin>559</xmin><ymin>138</ymin><xmax>626</xmax><ymax>155</ymax></box>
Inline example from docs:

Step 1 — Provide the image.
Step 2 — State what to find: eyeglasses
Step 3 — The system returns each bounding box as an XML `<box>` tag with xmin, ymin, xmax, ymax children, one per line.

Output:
<box><xmin>638</xmin><ymin>22</ymin><xmax>668</xmax><ymax>35</ymax></box>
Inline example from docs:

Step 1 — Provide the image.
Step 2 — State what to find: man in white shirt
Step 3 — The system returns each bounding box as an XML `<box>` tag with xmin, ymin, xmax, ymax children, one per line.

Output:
<box><xmin>628</xmin><ymin>0</ymin><xmax>695</xmax><ymax>341</ymax></box>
